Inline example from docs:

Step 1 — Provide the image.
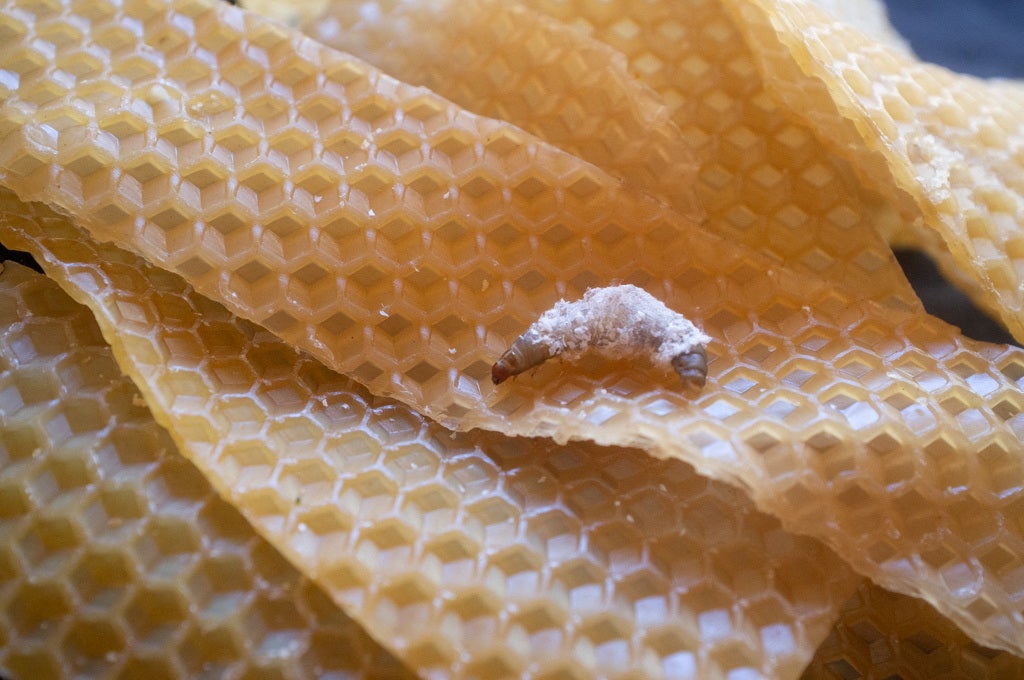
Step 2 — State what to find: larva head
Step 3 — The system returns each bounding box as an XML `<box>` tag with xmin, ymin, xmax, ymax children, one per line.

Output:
<box><xmin>492</xmin><ymin>356</ymin><xmax>516</xmax><ymax>384</ymax></box>
<box><xmin>671</xmin><ymin>347</ymin><xmax>708</xmax><ymax>389</ymax></box>
<box><xmin>492</xmin><ymin>333</ymin><xmax>553</xmax><ymax>384</ymax></box>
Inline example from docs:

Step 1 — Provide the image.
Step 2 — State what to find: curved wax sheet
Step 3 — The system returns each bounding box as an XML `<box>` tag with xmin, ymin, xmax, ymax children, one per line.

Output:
<box><xmin>3</xmin><ymin>0</ymin><xmax>1024</xmax><ymax>656</ymax></box>
<box><xmin>0</xmin><ymin>196</ymin><xmax>860</xmax><ymax>678</ymax></box>
<box><xmin>304</xmin><ymin>0</ymin><xmax>912</xmax><ymax>308</ymax></box>
<box><xmin>0</xmin><ymin>262</ymin><xmax>411</xmax><ymax>680</ymax></box>
<box><xmin>720</xmin><ymin>0</ymin><xmax>1024</xmax><ymax>341</ymax></box>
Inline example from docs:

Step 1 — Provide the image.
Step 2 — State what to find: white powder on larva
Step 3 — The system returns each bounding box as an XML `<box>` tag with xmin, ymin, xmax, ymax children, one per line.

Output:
<box><xmin>532</xmin><ymin>285</ymin><xmax>709</xmax><ymax>364</ymax></box>
<box><xmin>492</xmin><ymin>284</ymin><xmax>711</xmax><ymax>387</ymax></box>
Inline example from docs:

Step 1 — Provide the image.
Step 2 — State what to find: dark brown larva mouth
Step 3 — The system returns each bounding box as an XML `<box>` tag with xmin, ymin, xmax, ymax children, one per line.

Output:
<box><xmin>671</xmin><ymin>347</ymin><xmax>708</xmax><ymax>388</ymax></box>
<box><xmin>491</xmin><ymin>358</ymin><xmax>515</xmax><ymax>384</ymax></box>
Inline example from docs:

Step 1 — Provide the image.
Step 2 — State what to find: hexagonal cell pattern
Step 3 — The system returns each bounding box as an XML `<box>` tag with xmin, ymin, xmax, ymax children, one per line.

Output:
<box><xmin>302</xmin><ymin>0</ymin><xmax>911</xmax><ymax>308</ymax></box>
<box><xmin>0</xmin><ymin>261</ymin><xmax>412</xmax><ymax>680</ymax></box>
<box><xmin>719</xmin><ymin>0</ymin><xmax>1024</xmax><ymax>341</ymax></box>
<box><xmin>1</xmin><ymin>0</ymin><xmax>1024</xmax><ymax>662</ymax></box>
<box><xmin>2</xmin><ymin>204</ymin><xmax>861</xmax><ymax>678</ymax></box>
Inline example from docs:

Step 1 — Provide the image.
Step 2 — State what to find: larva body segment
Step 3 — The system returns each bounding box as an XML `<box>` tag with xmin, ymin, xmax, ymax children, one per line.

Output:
<box><xmin>492</xmin><ymin>285</ymin><xmax>711</xmax><ymax>388</ymax></box>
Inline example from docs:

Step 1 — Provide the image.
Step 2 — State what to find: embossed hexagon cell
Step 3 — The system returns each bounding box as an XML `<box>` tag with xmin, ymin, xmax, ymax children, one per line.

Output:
<box><xmin>69</xmin><ymin>549</ymin><xmax>137</xmax><ymax>612</ymax></box>
<box><xmin>17</xmin><ymin>513</ymin><xmax>85</xmax><ymax>576</ymax></box>
<box><xmin>7</xmin><ymin>580</ymin><xmax>74</xmax><ymax>640</ymax></box>
<box><xmin>123</xmin><ymin>585</ymin><xmax>190</xmax><ymax>648</ymax></box>
<box><xmin>418</xmin><ymin>532</ymin><xmax>478</xmax><ymax>590</ymax></box>
<box><xmin>399</xmin><ymin>483</ymin><xmax>458</xmax><ymax>536</ymax></box>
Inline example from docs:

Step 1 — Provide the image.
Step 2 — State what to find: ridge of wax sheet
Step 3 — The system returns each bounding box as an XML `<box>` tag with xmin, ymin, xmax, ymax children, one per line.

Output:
<box><xmin>0</xmin><ymin>195</ymin><xmax>861</xmax><ymax>679</ymax></box>
<box><xmin>0</xmin><ymin>261</ymin><xmax>413</xmax><ymax>680</ymax></box>
<box><xmin>3</xmin><ymin>0</ymin><xmax>1024</xmax><ymax>656</ymax></box>
<box><xmin>720</xmin><ymin>0</ymin><xmax>1024</xmax><ymax>342</ymax></box>
<box><xmin>302</xmin><ymin>0</ymin><xmax>917</xmax><ymax>310</ymax></box>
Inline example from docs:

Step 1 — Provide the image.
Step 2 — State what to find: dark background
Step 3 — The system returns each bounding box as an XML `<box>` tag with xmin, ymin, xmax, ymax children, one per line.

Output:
<box><xmin>1</xmin><ymin>0</ymin><xmax>1022</xmax><ymax>343</ymax></box>
<box><xmin>885</xmin><ymin>0</ymin><xmax>1024</xmax><ymax>78</ymax></box>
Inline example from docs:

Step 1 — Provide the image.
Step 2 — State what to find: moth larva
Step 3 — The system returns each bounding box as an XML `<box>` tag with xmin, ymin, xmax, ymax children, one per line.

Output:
<box><xmin>492</xmin><ymin>285</ymin><xmax>711</xmax><ymax>389</ymax></box>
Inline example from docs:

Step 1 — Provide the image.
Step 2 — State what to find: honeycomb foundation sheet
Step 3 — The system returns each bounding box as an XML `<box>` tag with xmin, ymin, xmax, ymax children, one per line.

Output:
<box><xmin>0</xmin><ymin>200</ymin><xmax>862</xmax><ymax>678</ymax></box>
<box><xmin>720</xmin><ymin>0</ymin><xmax>1024</xmax><ymax>341</ymax></box>
<box><xmin>4</xmin><ymin>0</ymin><xmax>1024</xmax><ymax>657</ymax></box>
<box><xmin>0</xmin><ymin>262</ymin><xmax>412</xmax><ymax>680</ymax></box>
<box><xmin>9</xmin><ymin>244</ymin><xmax>1021</xmax><ymax>679</ymax></box>
<box><xmin>6</xmin><ymin>0</ymin><xmax>1024</xmax><ymax>656</ymax></box>
<box><xmin>304</xmin><ymin>0</ymin><xmax>916</xmax><ymax>311</ymax></box>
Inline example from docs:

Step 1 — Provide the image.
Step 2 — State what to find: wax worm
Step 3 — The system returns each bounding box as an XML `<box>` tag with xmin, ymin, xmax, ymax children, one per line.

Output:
<box><xmin>492</xmin><ymin>285</ymin><xmax>711</xmax><ymax>388</ymax></box>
